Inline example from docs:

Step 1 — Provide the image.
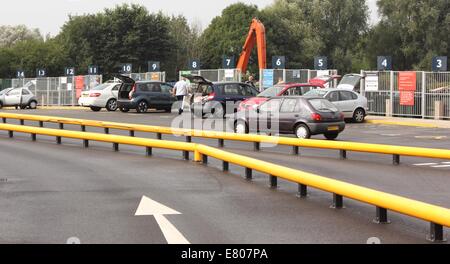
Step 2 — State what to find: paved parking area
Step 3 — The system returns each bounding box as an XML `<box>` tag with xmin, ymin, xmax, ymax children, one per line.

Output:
<box><xmin>0</xmin><ymin>109</ymin><xmax>449</xmax><ymax>244</ymax></box>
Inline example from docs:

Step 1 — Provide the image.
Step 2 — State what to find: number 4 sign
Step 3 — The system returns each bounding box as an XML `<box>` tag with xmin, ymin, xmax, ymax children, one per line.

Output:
<box><xmin>377</xmin><ymin>56</ymin><xmax>392</xmax><ymax>71</ymax></box>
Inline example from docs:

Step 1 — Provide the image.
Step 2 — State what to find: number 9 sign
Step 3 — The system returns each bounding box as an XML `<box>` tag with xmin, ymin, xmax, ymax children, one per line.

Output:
<box><xmin>148</xmin><ymin>61</ymin><xmax>160</xmax><ymax>72</ymax></box>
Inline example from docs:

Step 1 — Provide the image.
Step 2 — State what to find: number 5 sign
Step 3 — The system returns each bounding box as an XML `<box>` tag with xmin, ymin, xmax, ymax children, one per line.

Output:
<box><xmin>433</xmin><ymin>57</ymin><xmax>447</xmax><ymax>72</ymax></box>
<box><xmin>314</xmin><ymin>57</ymin><xmax>327</xmax><ymax>70</ymax></box>
<box><xmin>272</xmin><ymin>56</ymin><xmax>286</xmax><ymax>69</ymax></box>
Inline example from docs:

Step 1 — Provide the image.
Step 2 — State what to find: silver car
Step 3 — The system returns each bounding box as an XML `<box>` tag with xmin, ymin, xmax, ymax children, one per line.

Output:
<box><xmin>78</xmin><ymin>81</ymin><xmax>121</xmax><ymax>112</ymax></box>
<box><xmin>305</xmin><ymin>88</ymin><xmax>368</xmax><ymax>123</ymax></box>
<box><xmin>0</xmin><ymin>85</ymin><xmax>38</xmax><ymax>109</ymax></box>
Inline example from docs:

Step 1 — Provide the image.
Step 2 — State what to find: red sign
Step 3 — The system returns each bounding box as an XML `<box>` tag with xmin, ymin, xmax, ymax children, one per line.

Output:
<box><xmin>398</xmin><ymin>71</ymin><xmax>416</xmax><ymax>91</ymax></box>
<box><xmin>75</xmin><ymin>76</ymin><xmax>85</xmax><ymax>99</ymax></box>
<box><xmin>398</xmin><ymin>71</ymin><xmax>417</xmax><ymax>106</ymax></box>
<box><xmin>400</xmin><ymin>91</ymin><xmax>415</xmax><ymax>106</ymax></box>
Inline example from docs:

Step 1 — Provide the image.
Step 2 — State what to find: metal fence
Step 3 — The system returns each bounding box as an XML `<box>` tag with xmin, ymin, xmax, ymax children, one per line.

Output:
<box><xmin>124</xmin><ymin>72</ymin><xmax>166</xmax><ymax>82</ymax></box>
<box><xmin>259</xmin><ymin>69</ymin><xmax>339</xmax><ymax>91</ymax></box>
<box><xmin>361</xmin><ymin>71</ymin><xmax>450</xmax><ymax>119</ymax></box>
<box><xmin>179</xmin><ymin>69</ymin><xmax>242</xmax><ymax>82</ymax></box>
<box><xmin>10</xmin><ymin>75</ymin><xmax>102</xmax><ymax>106</ymax></box>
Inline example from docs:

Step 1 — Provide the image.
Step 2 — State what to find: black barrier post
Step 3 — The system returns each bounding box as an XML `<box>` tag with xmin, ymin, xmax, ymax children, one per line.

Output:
<box><xmin>340</xmin><ymin>150</ymin><xmax>347</xmax><ymax>160</ymax></box>
<box><xmin>20</xmin><ymin>119</ymin><xmax>24</xmax><ymax>125</ymax></box>
<box><xmin>374</xmin><ymin>207</ymin><xmax>390</xmax><ymax>224</ymax></box>
<box><xmin>222</xmin><ymin>161</ymin><xmax>229</xmax><ymax>172</ymax></box>
<box><xmin>218</xmin><ymin>139</ymin><xmax>225</xmax><ymax>148</ymax></box>
<box><xmin>331</xmin><ymin>194</ymin><xmax>344</xmax><ymax>209</ymax></box>
<box><xmin>292</xmin><ymin>146</ymin><xmax>299</xmax><ymax>155</ymax></box>
<box><xmin>39</xmin><ymin>121</ymin><xmax>44</xmax><ymax>127</ymax></box>
<box><xmin>157</xmin><ymin>133</ymin><xmax>162</xmax><ymax>140</ymax></box>
<box><xmin>428</xmin><ymin>223</ymin><xmax>447</xmax><ymax>243</ymax></box>
<box><xmin>81</xmin><ymin>125</ymin><xmax>86</xmax><ymax>132</ymax></box>
<box><xmin>129</xmin><ymin>130</ymin><xmax>135</xmax><ymax>137</ymax></box>
<box><xmin>2</xmin><ymin>118</ymin><xmax>6</xmax><ymax>123</ymax></box>
<box><xmin>59</xmin><ymin>123</ymin><xmax>64</xmax><ymax>130</ymax></box>
<box><xmin>297</xmin><ymin>184</ymin><xmax>308</xmax><ymax>198</ymax></box>
<box><xmin>393</xmin><ymin>154</ymin><xmax>400</xmax><ymax>165</ymax></box>
<box><xmin>83</xmin><ymin>140</ymin><xmax>89</xmax><ymax>148</ymax></box>
<box><xmin>113</xmin><ymin>143</ymin><xmax>119</xmax><ymax>152</ymax></box>
<box><xmin>146</xmin><ymin>147</ymin><xmax>153</xmax><ymax>156</ymax></box>
<box><xmin>270</xmin><ymin>175</ymin><xmax>277</xmax><ymax>189</ymax></box>
<box><xmin>8</xmin><ymin>131</ymin><xmax>13</xmax><ymax>138</ymax></box>
<box><xmin>104</xmin><ymin>128</ymin><xmax>110</xmax><ymax>134</ymax></box>
<box><xmin>183</xmin><ymin>136</ymin><xmax>192</xmax><ymax>160</ymax></box>
<box><xmin>31</xmin><ymin>134</ymin><xmax>36</xmax><ymax>141</ymax></box>
<box><xmin>202</xmin><ymin>155</ymin><xmax>208</xmax><ymax>164</ymax></box>
<box><xmin>245</xmin><ymin>168</ymin><xmax>252</xmax><ymax>180</ymax></box>
<box><xmin>56</xmin><ymin>136</ymin><xmax>62</xmax><ymax>145</ymax></box>
<box><xmin>254</xmin><ymin>142</ymin><xmax>260</xmax><ymax>151</ymax></box>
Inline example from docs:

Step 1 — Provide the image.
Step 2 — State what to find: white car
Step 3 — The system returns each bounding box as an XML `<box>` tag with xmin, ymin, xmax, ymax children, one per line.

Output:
<box><xmin>0</xmin><ymin>85</ymin><xmax>38</xmax><ymax>110</ymax></box>
<box><xmin>305</xmin><ymin>88</ymin><xmax>368</xmax><ymax>123</ymax></box>
<box><xmin>78</xmin><ymin>81</ymin><xmax>121</xmax><ymax>112</ymax></box>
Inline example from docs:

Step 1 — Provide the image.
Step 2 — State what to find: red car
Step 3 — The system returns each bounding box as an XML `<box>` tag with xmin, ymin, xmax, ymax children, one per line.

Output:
<box><xmin>239</xmin><ymin>83</ymin><xmax>324</xmax><ymax>111</ymax></box>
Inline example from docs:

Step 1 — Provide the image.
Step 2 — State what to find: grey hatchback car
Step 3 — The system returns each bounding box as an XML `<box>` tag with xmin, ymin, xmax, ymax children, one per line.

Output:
<box><xmin>232</xmin><ymin>96</ymin><xmax>345</xmax><ymax>139</ymax></box>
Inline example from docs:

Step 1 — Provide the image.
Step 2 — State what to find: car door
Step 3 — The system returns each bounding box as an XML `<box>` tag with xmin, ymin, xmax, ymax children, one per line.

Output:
<box><xmin>338</xmin><ymin>91</ymin><xmax>357</xmax><ymax>117</ymax></box>
<box><xmin>221</xmin><ymin>83</ymin><xmax>241</xmax><ymax>111</ymax></box>
<box><xmin>147</xmin><ymin>83</ymin><xmax>163</xmax><ymax>107</ymax></box>
<box><xmin>111</xmin><ymin>84</ymin><xmax>120</xmax><ymax>99</ymax></box>
<box><xmin>257</xmin><ymin>98</ymin><xmax>282</xmax><ymax>133</ymax></box>
<box><xmin>325</xmin><ymin>91</ymin><xmax>341</xmax><ymax>110</ymax></box>
<box><xmin>160</xmin><ymin>83</ymin><xmax>175</xmax><ymax>107</ymax></box>
<box><xmin>5</xmin><ymin>89</ymin><xmax>22</xmax><ymax>105</ymax></box>
<box><xmin>21</xmin><ymin>89</ymin><xmax>33</xmax><ymax>104</ymax></box>
<box><xmin>278</xmin><ymin>98</ymin><xmax>300</xmax><ymax>133</ymax></box>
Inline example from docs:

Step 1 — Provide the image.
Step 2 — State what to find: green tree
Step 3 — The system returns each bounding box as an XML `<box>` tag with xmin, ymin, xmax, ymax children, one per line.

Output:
<box><xmin>0</xmin><ymin>25</ymin><xmax>43</xmax><ymax>48</ymax></box>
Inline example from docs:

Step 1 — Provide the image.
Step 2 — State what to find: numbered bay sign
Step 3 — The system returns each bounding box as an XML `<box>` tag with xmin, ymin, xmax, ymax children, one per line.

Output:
<box><xmin>121</xmin><ymin>63</ymin><xmax>132</xmax><ymax>74</ymax></box>
<box><xmin>189</xmin><ymin>59</ymin><xmax>200</xmax><ymax>70</ymax></box>
<box><xmin>314</xmin><ymin>56</ymin><xmax>328</xmax><ymax>70</ymax></box>
<box><xmin>377</xmin><ymin>56</ymin><xmax>392</xmax><ymax>71</ymax></box>
<box><xmin>65</xmin><ymin>67</ymin><xmax>75</xmax><ymax>76</ymax></box>
<box><xmin>36</xmin><ymin>69</ymin><xmax>46</xmax><ymax>77</ymax></box>
<box><xmin>148</xmin><ymin>61</ymin><xmax>160</xmax><ymax>72</ymax></box>
<box><xmin>88</xmin><ymin>65</ymin><xmax>99</xmax><ymax>75</ymax></box>
<box><xmin>16</xmin><ymin>70</ymin><xmax>25</xmax><ymax>79</ymax></box>
<box><xmin>272</xmin><ymin>56</ymin><xmax>286</xmax><ymax>69</ymax></box>
<box><xmin>433</xmin><ymin>56</ymin><xmax>447</xmax><ymax>72</ymax></box>
<box><xmin>222</xmin><ymin>56</ymin><xmax>235</xmax><ymax>69</ymax></box>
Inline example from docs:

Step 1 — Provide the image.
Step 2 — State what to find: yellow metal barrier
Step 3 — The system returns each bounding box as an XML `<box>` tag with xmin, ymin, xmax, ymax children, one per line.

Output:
<box><xmin>1</xmin><ymin>112</ymin><xmax>450</xmax><ymax>163</ymax></box>
<box><xmin>0</xmin><ymin>122</ymin><xmax>448</xmax><ymax>242</ymax></box>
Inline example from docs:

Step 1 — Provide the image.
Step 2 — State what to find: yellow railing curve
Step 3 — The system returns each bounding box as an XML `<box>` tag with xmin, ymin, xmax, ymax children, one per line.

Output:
<box><xmin>0</xmin><ymin>122</ymin><xmax>448</xmax><ymax>243</ymax></box>
<box><xmin>1</xmin><ymin>113</ymin><xmax>450</xmax><ymax>166</ymax></box>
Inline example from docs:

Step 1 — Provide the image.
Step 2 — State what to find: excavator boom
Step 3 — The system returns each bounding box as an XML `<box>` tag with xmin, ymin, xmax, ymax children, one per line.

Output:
<box><xmin>236</xmin><ymin>18</ymin><xmax>267</xmax><ymax>73</ymax></box>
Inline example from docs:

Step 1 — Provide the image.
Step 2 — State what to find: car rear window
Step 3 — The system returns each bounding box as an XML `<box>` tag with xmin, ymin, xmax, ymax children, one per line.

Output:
<box><xmin>304</xmin><ymin>89</ymin><xmax>327</xmax><ymax>97</ymax></box>
<box><xmin>308</xmin><ymin>98</ymin><xmax>339</xmax><ymax>112</ymax></box>
<box><xmin>92</xmin><ymin>83</ymin><xmax>111</xmax><ymax>91</ymax></box>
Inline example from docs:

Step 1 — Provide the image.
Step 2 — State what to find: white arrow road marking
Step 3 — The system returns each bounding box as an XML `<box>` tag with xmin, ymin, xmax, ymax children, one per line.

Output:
<box><xmin>135</xmin><ymin>196</ymin><xmax>190</xmax><ymax>244</ymax></box>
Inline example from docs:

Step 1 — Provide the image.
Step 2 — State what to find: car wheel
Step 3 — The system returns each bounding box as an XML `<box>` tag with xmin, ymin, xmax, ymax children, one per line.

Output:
<box><xmin>106</xmin><ymin>99</ymin><xmax>118</xmax><ymax>112</ymax></box>
<box><xmin>90</xmin><ymin>106</ymin><xmax>102</xmax><ymax>112</ymax></box>
<box><xmin>120</xmin><ymin>107</ymin><xmax>130</xmax><ymax>113</ymax></box>
<box><xmin>353</xmin><ymin>108</ymin><xmax>365</xmax><ymax>123</ymax></box>
<box><xmin>324</xmin><ymin>132</ymin><xmax>339</xmax><ymax>140</ymax></box>
<box><xmin>164</xmin><ymin>107</ymin><xmax>172</xmax><ymax>113</ymax></box>
<box><xmin>29</xmin><ymin>101</ymin><xmax>37</xmax><ymax>109</ymax></box>
<box><xmin>136</xmin><ymin>101</ymin><xmax>149</xmax><ymax>113</ymax></box>
<box><xmin>295</xmin><ymin>124</ymin><xmax>311</xmax><ymax>139</ymax></box>
<box><xmin>234</xmin><ymin>120</ymin><xmax>248</xmax><ymax>134</ymax></box>
<box><xmin>0</xmin><ymin>101</ymin><xmax>3</xmax><ymax>109</ymax></box>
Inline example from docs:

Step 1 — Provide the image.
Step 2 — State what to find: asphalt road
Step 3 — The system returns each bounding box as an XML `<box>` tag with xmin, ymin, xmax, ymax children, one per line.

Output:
<box><xmin>0</xmin><ymin>108</ymin><xmax>449</xmax><ymax>244</ymax></box>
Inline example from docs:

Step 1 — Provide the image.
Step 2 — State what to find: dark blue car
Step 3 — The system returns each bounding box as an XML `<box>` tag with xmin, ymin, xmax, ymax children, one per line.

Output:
<box><xmin>185</xmin><ymin>75</ymin><xmax>259</xmax><ymax>118</ymax></box>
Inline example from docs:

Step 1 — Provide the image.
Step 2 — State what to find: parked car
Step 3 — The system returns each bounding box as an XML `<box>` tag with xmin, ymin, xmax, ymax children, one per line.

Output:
<box><xmin>117</xmin><ymin>75</ymin><xmax>176</xmax><ymax>113</ymax></box>
<box><xmin>78</xmin><ymin>80</ymin><xmax>122</xmax><ymax>112</ymax></box>
<box><xmin>336</xmin><ymin>74</ymin><xmax>363</xmax><ymax>92</ymax></box>
<box><xmin>304</xmin><ymin>88</ymin><xmax>368</xmax><ymax>123</ymax></box>
<box><xmin>185</xmin><ymin>75</ymin><xmax>260</xmax><ymax>118</ymax></box>
<box><xmin>0</xmin><ymin>85</ymin><xmax>38</xmax><ymax>109</ymax></box>
<box><xmin>232</xmin><ymin>96</ymin><xmax>345</xmax><ymax>140</ymax></box>
<box><xmin>239</xmin><ymin>83</ymin><xmax>323</xmax><ymax>111</ymax></box>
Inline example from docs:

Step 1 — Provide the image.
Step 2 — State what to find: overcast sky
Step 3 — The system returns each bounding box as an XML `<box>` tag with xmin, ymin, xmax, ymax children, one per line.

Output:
<box><xmin>0</xmin><ymin>0</ymin><xmax>379</xmax><ymax>36</ymax></box>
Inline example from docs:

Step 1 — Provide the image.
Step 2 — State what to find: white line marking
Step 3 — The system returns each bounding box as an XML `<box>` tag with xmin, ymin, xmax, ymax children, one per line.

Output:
<box><xmin>431</xmin><ymin>165</ymin><xmax>450</xmax><ymax>168</ymax></box>
<box><xmin>413</xmin><ymin>163</ymin><xmax>438</xmax><ymax>166</ymax></box>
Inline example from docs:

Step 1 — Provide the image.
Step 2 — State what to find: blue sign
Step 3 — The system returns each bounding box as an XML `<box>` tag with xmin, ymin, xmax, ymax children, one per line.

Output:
<box><xmin>377</xmin><ymin>56</ymin><xmax>392</xmax><ymax>71</ymax></box>
<box><xmin>314</xmin><ymin>56</ymin><xmax>328</xmax><ymax>70</ymax></box>
<box><xmin>263</xmin><ymin>69</ymin><xmax>274</xmax><ymax>89</ymax></box>
<box><xmin>433</xmin><ymin>56</ymin><xmax>447</xmax><ymax>72</ymax></box>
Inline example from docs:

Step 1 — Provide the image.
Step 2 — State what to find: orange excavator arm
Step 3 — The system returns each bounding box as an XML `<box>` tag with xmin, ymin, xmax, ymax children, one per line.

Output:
<box><xmin>236</xmin><ymin>18</ymin><xmax>267</xmax><ymax>73</ymax></box>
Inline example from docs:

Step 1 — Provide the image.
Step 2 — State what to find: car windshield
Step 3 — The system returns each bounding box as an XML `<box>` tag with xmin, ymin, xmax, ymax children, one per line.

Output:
<box><xmin>339</xmin><ymin>75</ymin><xmax>361</xmax><ymax>86</ymax></box>
<box><xmin>308</xmin><ymin>98</ymin><xmax>339</xmax><ymax>112</ymax></box>
<box><xmin>304</xmin><ymin>89</ymin><xmax>327</xmax><ymax>97</ymax></box>
<box><xmin>91</xmin><ymin>83</ymin><xmax>111</xmax><ymax>91</ymax></box>
<box><xmin>258</xmin><ymin>85</ymin><xmax>286</xmax><ymax>97</ymax></box>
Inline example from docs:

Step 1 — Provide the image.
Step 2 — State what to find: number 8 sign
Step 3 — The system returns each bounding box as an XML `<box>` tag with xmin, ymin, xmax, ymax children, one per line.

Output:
<box><xmin>189</xmin><ymin>59</ymin><xmax>200</xmax><ymax>70</ymax></box>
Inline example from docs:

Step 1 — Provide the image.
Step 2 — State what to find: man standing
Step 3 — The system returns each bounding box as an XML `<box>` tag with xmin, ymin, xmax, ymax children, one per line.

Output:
<box><xmin>172</xmin><ymin>77</ymin><xmax>189</xmax><ymax>115</ymax></box>
<box><xmin>245</xmin><ymin>75</ymin><xmax>256</xmax><ymax>88</ymax></box>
